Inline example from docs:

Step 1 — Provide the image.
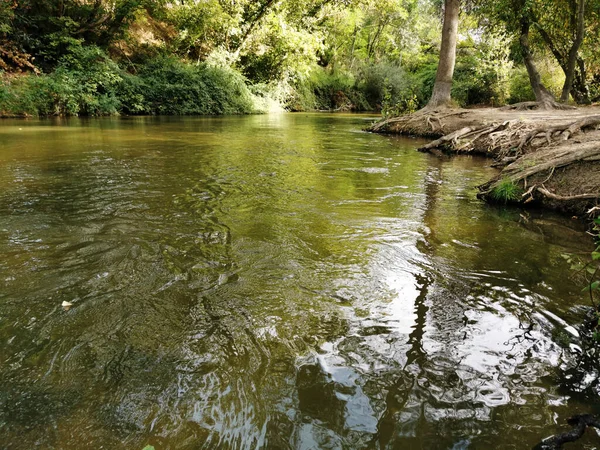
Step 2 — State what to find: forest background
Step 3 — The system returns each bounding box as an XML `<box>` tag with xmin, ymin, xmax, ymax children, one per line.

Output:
<box><xmin>1</xmin><ymin>0</ymin><xmax>599</xmax><ymax>117</ymax></box>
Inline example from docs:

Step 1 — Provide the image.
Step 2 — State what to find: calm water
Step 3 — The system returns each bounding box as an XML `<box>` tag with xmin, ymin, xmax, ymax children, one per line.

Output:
<box><xmin>0</xmin><ymin>114</ymin><xmax>597</xmax><ymax>449</ymax></box>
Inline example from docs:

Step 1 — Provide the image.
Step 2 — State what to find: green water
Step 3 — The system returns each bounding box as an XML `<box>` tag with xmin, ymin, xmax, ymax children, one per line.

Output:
<box><xmin>0</xmin><ymin>114</ymin><xmax>597</xmax><ymax>449</ymax></box>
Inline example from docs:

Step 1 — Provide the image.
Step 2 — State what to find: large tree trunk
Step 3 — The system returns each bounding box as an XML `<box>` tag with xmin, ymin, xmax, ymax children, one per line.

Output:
<box><xmin>533</xmin><ymin>0</ymin><xmax>587</xmax><ymax>104</ymax></box>
<box><xmin>560</xmin><ymin>0</ymin><xmax>585</xmax><ymax>102</ymax></box>
<box><xmin>572</xmin><ymin>57</ymin><xmax>591</xmax><ymax>104</ymax></box>
<box><xmin>427</xmin><ymin>0</ymin><xmax>460</xmax><ymax>108</ymax></box>
<box><xmin>520</xmin><ymin>20</ymin><xmax>560</xmax><ymax>109</ymax></box>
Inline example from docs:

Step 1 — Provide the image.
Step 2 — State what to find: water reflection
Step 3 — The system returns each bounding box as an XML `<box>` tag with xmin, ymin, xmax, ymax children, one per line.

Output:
<box><xmin>0</xmin><ymin>114</ymin><xmax>596</xmax><ymax>449</ymax></box>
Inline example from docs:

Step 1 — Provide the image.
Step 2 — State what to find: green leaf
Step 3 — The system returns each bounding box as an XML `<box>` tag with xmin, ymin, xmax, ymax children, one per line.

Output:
<box><xmin>142</xmin><ymin>446</ymin><xmax>155</xmax><ymax>450</ymax></box>
<box><xmin>582</xmin><ymin>281</ymin><xmax>600</xmax><ymax>293</ymax></box>
<box><xmin>587</xmin><ymin>266</ymin><xmax>598</xmax><ymax>275</ymax></box>
<box><xmin>592</xmin><ymin>252</ymin><xmax>600</xmax><ymax>261</ymax></box>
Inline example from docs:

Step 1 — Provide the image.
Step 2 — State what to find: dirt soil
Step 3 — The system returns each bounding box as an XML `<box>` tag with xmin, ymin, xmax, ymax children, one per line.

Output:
<box><xmin>368</xmin><ymin>106</ymin><xmax>600</xmax><ymax>219</ymax></box>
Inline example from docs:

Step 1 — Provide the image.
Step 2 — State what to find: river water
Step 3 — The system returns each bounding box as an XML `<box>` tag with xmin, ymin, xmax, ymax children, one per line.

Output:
<box><xmin>0</xmin><ymin>114</ymin><xmax>597</xmax><ymax>449</ymax></box>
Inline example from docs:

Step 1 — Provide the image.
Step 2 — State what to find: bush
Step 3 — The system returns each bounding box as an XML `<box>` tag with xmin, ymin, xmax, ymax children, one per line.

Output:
<box><xmin>356</xmin><ymin>62</ymin><xmax>418</xmax><ymax>112</ymax></box>
<box><xmin>116</xmin><ymin>73</ymin><xmax>150</xmax><ymax>115</ymax></box>
<box><xmin>506</xmin><ymin>61</ymin><xmax>564</xmax><ymax>105</ymax></box>
<box><xmin>507</xmin><ymin>67</ymin><xmax>536</xmax><ymax>104</ymax></box>
<box><xmin>412</xmin><ymin>59</ymin><xmax>438</xmax><ymax>107</ymax></box>
<box><xmin>136</xmin><ymin>56</ymin><xmax>255</xmax><ymax>115</ymax></box>
<box><xmin>0</xmin><ymin>50</ymin><xmax>259</xmax><ymax>116</ymax></box>
<box><xmin>0</xmin><ymin>46</ymin><xmax>122</xmax><ymax>116</ymax></box>
<box><xmin>285</xmin><ymin>67</ymin><xmax>369</xmax><ymax>112</ymax></box>
<box><xmin>286</xmin><ymin>62</ymin><xmax>420</xmax><ymax>113</ymax></box>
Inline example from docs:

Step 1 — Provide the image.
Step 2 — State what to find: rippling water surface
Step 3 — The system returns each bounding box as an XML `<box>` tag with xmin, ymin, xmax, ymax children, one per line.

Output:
<box><xmin>0</xmin><ymin>114</ymin><xmax>598</xmax><ymax>449</ymax></box>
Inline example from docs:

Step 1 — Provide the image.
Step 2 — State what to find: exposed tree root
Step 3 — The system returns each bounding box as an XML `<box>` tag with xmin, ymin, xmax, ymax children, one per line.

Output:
<box><xmin>518</xmin><ymin>115</ymin><xmax>600</xmax><ymax>150</ymax></box>
<box><xmin>367</xmin><ymin>107</ymin><xmax>473</xmax><ymax>136</ymax></box>
<box><xmin>533</xmin><ymin>414</ymin><xmax>600</xmax><ymax>450</ymax></box>
<box><xmin>368</xmin><ymin>106</ymin><xmax>600</xmax><ymax>218</ymax></box>
<box><xmin>536</xmin><ymin>186</ymin><xmax>599</xmax><ymax>201</ymax></box>
<box><xmin>501</xmin><ymin>101</ymin><xmax>576</xmax><ymax>111</ymax></box>
<box><xmin>478</xmin><ymin>140</ymin><xmax>600</xmax><ymax>215</ymax></box>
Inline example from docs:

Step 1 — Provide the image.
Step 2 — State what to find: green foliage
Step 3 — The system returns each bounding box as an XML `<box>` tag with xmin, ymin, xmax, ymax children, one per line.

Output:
<box><xmin>5</xmin><ymin>0</ymin><xmax>144</xmax><ymax>70</ymax></box>
<box><xmin>507</xmin><ymin>67</ymin><xmax>536</xmax><ymax>104</ymax></box>
<box><xmin>489</xmin><ymin>178</ymin><xmax>522</xmax><ymax>203</ymax></box>
<box><xmin>1</xmin><ymin>50</ymin><xmax>257</xmax><ymax>116</ymax></box>
<box><xmin>136</xmin><ymin>57</ymin><xmax>255</xmax><ymax>115</ymax></box>
<box><xmin>308</xmin><ymin>68</ymin><xmax>356</xmax><ymax>110</ymax></box>
<box><xmin>284</xmin><ymin>67</ymin><xmax>366</xmax><ymax>112</ymax></box>
<box><xmin>1</xmin><ymin>0</ymin><xmax>592</xmax><ymax>114</ymax></box>
<box><xmin>0</xmin><ymin>46</ymin><xmax>122</xmax><ymax>116</ymax></box>
<box><xmin>563</xmin><ymin>217</ymin><xmax>600</xmax><ymax>332</ymax></box>
<box><xmin>165</xmin><ymin>0</ymin><xmax>234</xmax><ymax>61</ymax></box>
<box><xmin>449</xmin><ymin>33</ymin><xmax>514</xmax><ymax>107</ymax></box>
<box><xmin>116</xmin><ymin>73</ymin><xmax>150</xmax><ymax>115</ymax></box>
<box><xmin>358</xmin><ymin>62</ymin><xmax>417</xmax><ymax>111</ymax></box>
<box><xmin>284</xmin><ymin>62</ymin><xmax>422</xmax><ymax>113</ymax></box>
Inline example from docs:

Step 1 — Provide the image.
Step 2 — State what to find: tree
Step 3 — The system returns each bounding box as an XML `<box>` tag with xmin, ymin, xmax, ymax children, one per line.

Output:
<box><xmin>427</xmin><ymin>0</ymin><xmax>460</xmax><ymax>108</ymax></box>
<box><xmin>474</xmin><ymin>0</ymin><xmax>569</xmax><ymax>109</ymax></box>
<box><xmin>4</xmin><ymin>0</ymin><xmax>145</xmax><ymax>69</ymax></box>
<box><xmin>533</xmin><ymin>0</ymin><xmax>588</xmax><ymax>103</ymax></box>
<box><xmin>519</xmin><ymin>14</ymin><xmax>562</xmax><ymax>109</ymax></box>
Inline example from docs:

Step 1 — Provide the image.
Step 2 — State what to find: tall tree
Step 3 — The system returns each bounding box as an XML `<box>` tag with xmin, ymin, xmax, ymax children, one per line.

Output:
<box><xmin>533</xmin><ymin>0</ymin><xmax>587</xmax><ymax>103</ymax></box>
<box><xmin>474</xmin><ymin>0</ymin><xmax>568</xmax><ymax>109</ymax></box>
<box><xmin>427</xmin><ymin>0</ymin><xmax>460</xmax><ymax>108</ymax></box>
<box><xmin>519</xmin><ymin>16</ymin><xmax>560</xmax><ymax>109</ymax></box>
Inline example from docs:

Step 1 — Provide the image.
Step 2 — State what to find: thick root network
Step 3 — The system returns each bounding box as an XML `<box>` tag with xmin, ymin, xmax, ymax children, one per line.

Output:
<box><xmin>419</xmin><ymin>115</ymin><xmax>600</xmax><ymax>160</ymax></box>
<box><xmin>368</xmin><ymin>107</ymin><xmax>600</xmax><ymax>216</ymax></box>
<box><xmin>477</xmin><ymin>138</ymin><xmax>600</xmax><ymax>214</ymax></box>
<box><xmin>501</xmin><ymin>100</ymin><xmax>576</xmax><ymax>111</ymax></box>
<box><xmin>371</xmin><ymin>110</ymin><xmax>600</xmax><ymax>161</ymax></box>
<box><xmin>418</xmin><ymin>120</ymin><xmax>529</xmax><ymax>157</ymax></box>
<box><xmin>367</xmin><ymin>107</ymin><xmax>472</xmax><ymax>136</ymax></box>
<box><xmin>517</xmin><ymin>115</ymin><xmax>600</xmax><ymax>150</ymax></box>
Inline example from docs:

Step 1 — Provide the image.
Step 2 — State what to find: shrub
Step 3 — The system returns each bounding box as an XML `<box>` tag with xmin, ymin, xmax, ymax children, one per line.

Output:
<box><xmin>0</xmin><ymin>51</ymin><xmax>259</xmax><ymax>116</ymax></box>
<box><xmin>285</xmin><ymin>67</ymin><xmax>369</xmax><ymax>112</ymax></box>
<box><xmin>136</xmin><ymin>56</ymin><xmax>255</xmax><ymax>115</ymax></box>
<box><xmin>507</xmin><ymin>67</ymin><xmax>536</xmax><ymax>104</ymax></box>
<box><xmin>356</xmin><ymin>62</ymin><xmax>418</xmax><ymax>112</ymax></box>
<box><xmin>0</xmin><ymin>46</ymin><xmax>123</xmax><ymax>116</ymax></box>
<box><xmin>116</xmin><ymin>73</ymin><xmax>150</xmax><ymax>115</ymax></box>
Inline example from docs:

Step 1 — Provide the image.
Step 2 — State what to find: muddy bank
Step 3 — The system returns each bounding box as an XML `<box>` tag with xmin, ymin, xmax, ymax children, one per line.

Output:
<box><xmin>368</xmin><ymin>107</ymin><xmax>600</xmax><ymax>219</ymax></box>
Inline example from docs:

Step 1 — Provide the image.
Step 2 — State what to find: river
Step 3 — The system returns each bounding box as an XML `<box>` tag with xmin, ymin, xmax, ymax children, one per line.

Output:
<box><xmin>0</xmin><ymin>114</ymin><xmax>597</xmax><ymax>449</ymax></box>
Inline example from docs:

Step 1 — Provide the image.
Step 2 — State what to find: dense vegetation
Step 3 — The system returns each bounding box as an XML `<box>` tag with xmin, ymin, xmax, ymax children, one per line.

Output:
<box><xmin>0</xmin><ymin>0</ymin><xmax>599</xmax><ymax>116</ymax></box>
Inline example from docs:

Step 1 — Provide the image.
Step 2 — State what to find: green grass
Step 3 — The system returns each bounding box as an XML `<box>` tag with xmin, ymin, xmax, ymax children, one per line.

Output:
<box><xmin>489</xmin><ymin>178</ymin><xmax>522</xmax><ymax>203</ymax></box>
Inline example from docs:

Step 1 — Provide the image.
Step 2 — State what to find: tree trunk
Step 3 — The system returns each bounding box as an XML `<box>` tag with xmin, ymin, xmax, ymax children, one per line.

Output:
<box><xmin>427</xmin><ymin>0</ymin><xmax>460</xmax><ymax>108</ymax></box>
<box><xmin>560</xmin><ymin>0</ymin><xmax>585</xmax><ymax>102</ymax></box>
<box><xmin>572</xmin><ymin>57</ymin><xmax>591</xmax><ymax>104</ymax></box>
<box><xmin>520</xmin><ymin>19</ymin><xmax>559</xmax><ymax>109</ymax></box>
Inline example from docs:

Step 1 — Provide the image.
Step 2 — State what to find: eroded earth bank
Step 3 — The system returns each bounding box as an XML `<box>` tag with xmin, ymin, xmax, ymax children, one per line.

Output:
<box><xmin>369</xmin><ymin>107</ymin><xmax>600</xmax><ymax>220</ymax></box>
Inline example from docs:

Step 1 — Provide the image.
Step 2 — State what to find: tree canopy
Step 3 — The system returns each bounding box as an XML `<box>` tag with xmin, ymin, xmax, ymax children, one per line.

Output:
<box><xmin>1</xmin><ymin>0</ymin><xmax>599</xmax><ymax>116</ymax></box>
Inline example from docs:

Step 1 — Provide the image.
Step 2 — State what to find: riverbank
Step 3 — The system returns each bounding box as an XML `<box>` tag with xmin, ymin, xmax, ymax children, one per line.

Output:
<box><xmin>368</xmin><ymin>107</ymin><xmax>600</xmax><ymax>219</ymax></box>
